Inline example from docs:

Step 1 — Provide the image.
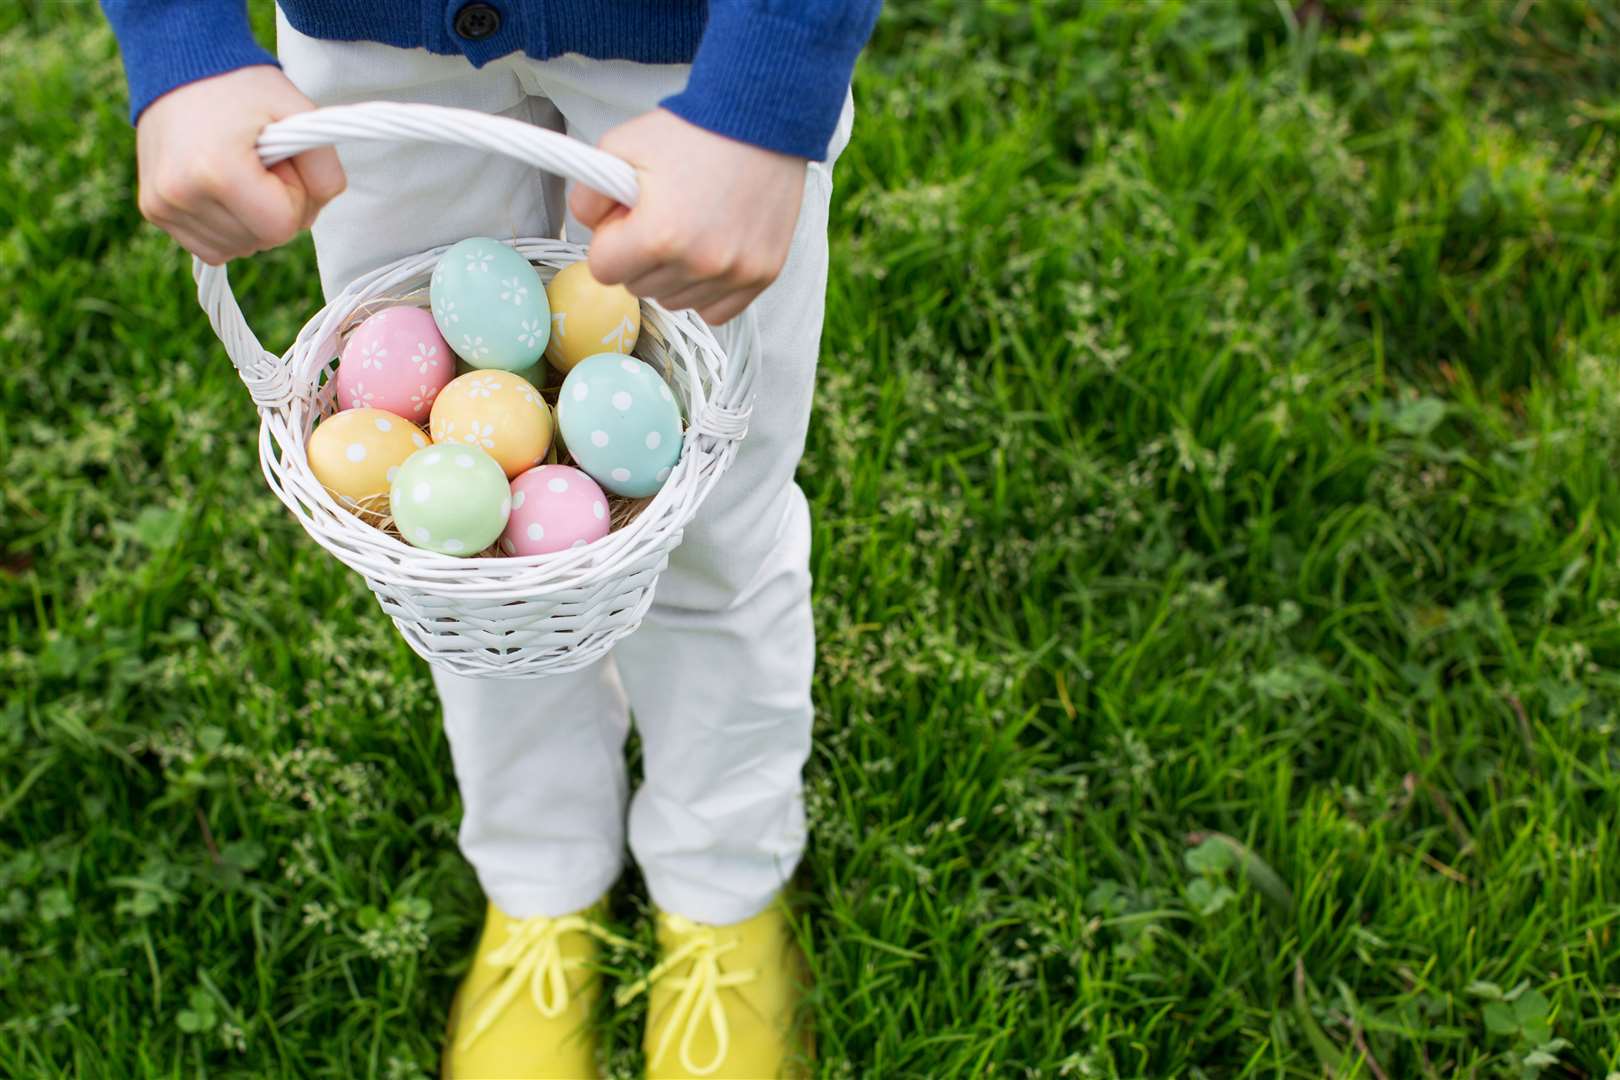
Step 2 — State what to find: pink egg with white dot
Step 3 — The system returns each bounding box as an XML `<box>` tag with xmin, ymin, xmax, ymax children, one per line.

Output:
<box><xmin>336</xmin><ymin>306</ymin><xmax>454</xmax><ymax>421</ymax></box>
<box><xmin>500</xmin><ymin>465</ymin><xmax>611</xmax><ymax>556</ymax></box>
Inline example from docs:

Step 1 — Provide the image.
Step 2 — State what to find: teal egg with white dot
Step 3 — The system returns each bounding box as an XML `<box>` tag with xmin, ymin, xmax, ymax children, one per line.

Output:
<box><xmin>557</xmin><ymin>354</ymin><xmax>682</xmax><ymax>497</ymax></box>
<box><xmin>431</xmin><ymin>237</ymin><xmax>550</xmax><ymax>372</ymax></box>
<box><xmin>389</xmin><ymin>444</ymin><xmax>511</xmax><ymax>556</ymax></box>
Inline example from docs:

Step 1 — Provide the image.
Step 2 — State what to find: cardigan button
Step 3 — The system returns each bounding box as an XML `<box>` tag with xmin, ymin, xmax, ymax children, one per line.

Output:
<box><xmin>453</xmin><ymin>3</ymin><xmax>501</xmax><ymax>40</ymax></box>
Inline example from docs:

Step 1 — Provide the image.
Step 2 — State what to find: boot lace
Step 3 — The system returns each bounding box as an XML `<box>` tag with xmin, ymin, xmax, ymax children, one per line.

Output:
<box><xmin>460</xmin><ymin>912</ymin><xmax>628</xmax><ymax>1051</ymax></box>
<box><xmin>615</xmin><ymin>914</ymin><xmax>759</xmax><ymax>1076</ymax></box>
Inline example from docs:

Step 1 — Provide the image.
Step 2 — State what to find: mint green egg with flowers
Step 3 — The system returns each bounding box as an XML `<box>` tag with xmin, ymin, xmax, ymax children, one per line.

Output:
<box><xmin>431</xmin><ymin>237</ymin><xmax>550</xmax><ymax>372</ymax></box>
<box><xmin>389</xmin><ymin>443</ymin><xmax>511</xmax><ymax>556</ymax></box>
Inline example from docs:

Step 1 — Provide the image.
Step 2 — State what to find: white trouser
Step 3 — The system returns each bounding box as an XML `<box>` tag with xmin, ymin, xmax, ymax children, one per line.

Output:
<box><xmin>278</xmin><ymin>16</ymin><xmax>851</xmax><ymax>925</ymax></box>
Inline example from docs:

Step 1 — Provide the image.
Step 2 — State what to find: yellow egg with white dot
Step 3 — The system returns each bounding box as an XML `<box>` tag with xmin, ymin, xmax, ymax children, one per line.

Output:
<box><xmin>306</xmin><ymin>407</ymin><xmax>429</xmax><ymax>513</ymax></box>
<box><xmin>429</xmin><ymin>369</ymin><xmax>554</xmax><ymax>478</ymax></box>
<box><xmin>544</xmin><ymin>260</ymin><xmax>640</xmax><ymax>373</ymax></box>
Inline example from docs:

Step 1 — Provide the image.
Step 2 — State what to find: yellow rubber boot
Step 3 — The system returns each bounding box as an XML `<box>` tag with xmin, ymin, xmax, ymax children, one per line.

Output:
<box><xmin>442</xmin><ymin>901</ymin><xmax>623</xmax><ymax>1079</ymax></box>
<box><xmin>618</xmin><ymin>900</ymin><xmax>812</xmax><ymax>1079</ymax></box>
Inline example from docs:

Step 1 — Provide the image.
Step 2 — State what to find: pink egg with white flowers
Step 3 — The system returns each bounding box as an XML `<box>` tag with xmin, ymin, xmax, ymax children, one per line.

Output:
<box><xmin>500</xmin><ymin>465</ymin><xmax>611</xmax><ymax>556</ymax></box>
<box><xmin>336</xmin><ymin>306</ymin><xmax>454</xmax><ymax>420</ymax></box>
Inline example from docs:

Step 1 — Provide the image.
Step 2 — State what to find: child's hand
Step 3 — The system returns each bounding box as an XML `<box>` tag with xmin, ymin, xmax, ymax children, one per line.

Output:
<box><xmin>570</xmin><ymin>109</ymin><xmax>807</xmax><ymax>325</ymax></box>
<box><xmin>135</xmin><ymin>66</ymin><xmax>346</xmax><ymax>266</ymax></box>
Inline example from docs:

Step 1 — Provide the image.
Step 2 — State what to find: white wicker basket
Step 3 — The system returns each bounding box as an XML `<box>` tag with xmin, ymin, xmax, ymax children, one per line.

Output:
<box><xmin>192</xmin><ymin>102</ymin><xmax>756</xmax><ymax>678</ymax></box>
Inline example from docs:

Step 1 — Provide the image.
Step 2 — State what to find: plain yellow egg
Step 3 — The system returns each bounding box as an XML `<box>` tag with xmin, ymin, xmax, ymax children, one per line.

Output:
<box><xmin>307</xmin><ymin>407</ymin><xmax>429</xmax><ymax>512</ymax></box>
<box><xmin>429</xmin><ymin>369</ymin><xmax>554</xmax><ymax>478</ymax></box>
<box><xmin>544</xmin><ymin>260</ymin><xmax>640</xmax><ymax>373</ymax></box>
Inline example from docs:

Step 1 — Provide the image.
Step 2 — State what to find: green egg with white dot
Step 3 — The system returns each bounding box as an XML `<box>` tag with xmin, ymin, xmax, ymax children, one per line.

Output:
<box><xmin>389</xmin><ymin>444</ymin><xmax>512</xmax><ymax>556</ymax></box>
<box><xmin>557</xmin><ymin>353</ymin><xmax>683</xmax><ymax>497</ymax></box>
<box><xmin>431</xmin><ymin>237</ymin><xmax>550</xmax><ymax>371</ymax></box>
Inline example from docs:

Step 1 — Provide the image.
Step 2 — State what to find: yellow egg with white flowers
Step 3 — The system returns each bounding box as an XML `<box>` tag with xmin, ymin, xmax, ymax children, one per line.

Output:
<box><xmin>544</xmin><ymin>260</ymin><xmax>640</xmax><ymax>373</ymax></box>
<box><xmin>430</xmin><ymin>369</ymin><xmax>553</xmax><ymax>478</ymax></box>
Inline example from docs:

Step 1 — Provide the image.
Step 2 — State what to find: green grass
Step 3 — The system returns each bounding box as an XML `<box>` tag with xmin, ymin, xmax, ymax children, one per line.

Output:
<box><xmin>5</xmin><ymin>0</ymin><xmax>1620</xmax><ymax>1075</ymax></box>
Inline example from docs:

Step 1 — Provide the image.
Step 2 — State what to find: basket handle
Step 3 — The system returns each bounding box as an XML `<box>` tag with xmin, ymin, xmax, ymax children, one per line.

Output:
<box><xmin>193</xmin><ymin>101</ymin><xmax>641</xmax><ymax>409</ymax></box>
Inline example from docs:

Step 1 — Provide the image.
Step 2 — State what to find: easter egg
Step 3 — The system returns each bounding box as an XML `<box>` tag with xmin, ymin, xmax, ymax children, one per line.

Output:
<box><xmin>306</xmin><ymin>408</ymin><xmax>429</xmax><ymax>513</ymax></box>
<box><xmin>455</xmin><ymin>355</ymin><xmax>554</xmax><ymax>391</ymax></box>
<box><xmin>430</xmin><ymin>237</ymin><xmax>549</xmax><ymax>371</ymax></box>
<box><xmin>335</xmin><ymin>306</ymin><xmax>454</xmax><ymax>420</ymax></box>
<box><xmin>500</xmin><ymin>465</ymin><xmax>611</xmax><ymax>556</ymax></box>
<box><xmin>389</xmin><ymin>444</ymin><xmax>511</xmax><ymax>556</ymax></box>
<box><xmin>429</xmin><ymin>369</ymin><xmax>553</xmax><ymax>478</ymax></box>
<box><xmin>556</xmin><ymin>354</ymin><xmax>682</xmax><ymax>497</ymax></box>
<box><xmin>544</xmin><ymin>260</ymin><xmax>640</xmax><ymax>373</ymax></box>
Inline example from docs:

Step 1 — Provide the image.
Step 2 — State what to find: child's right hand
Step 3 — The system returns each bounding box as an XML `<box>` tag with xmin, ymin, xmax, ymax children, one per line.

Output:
<box><xmin>135</xmin><ymin>65</ymin><xmax>345</xmax><ymax>266</ymax></box>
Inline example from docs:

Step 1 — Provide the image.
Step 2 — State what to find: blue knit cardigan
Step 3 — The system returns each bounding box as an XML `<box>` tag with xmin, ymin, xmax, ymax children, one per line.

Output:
<box><xmin>99</xmin><ymin>1</ymin><xmax>880</xmax><ymax>160</ymax></box>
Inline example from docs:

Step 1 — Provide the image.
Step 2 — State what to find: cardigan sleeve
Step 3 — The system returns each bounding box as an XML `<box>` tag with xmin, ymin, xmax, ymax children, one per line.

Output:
<box><xmin>99</xmin><ymin>0</ymin><xmax>279</xmax><ymax>123</ymax></box>
<box><xmin>659</xmin><ymin>0</ymin><xmax>881</xmax><ymax>161</ymax></box>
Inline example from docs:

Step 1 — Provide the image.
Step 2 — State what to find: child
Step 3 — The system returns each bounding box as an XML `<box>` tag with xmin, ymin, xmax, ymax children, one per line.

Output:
<box><xmin>99</xmin><ymin>2</ymin><xmax>881</xmax><ymax>1076</ymax></box>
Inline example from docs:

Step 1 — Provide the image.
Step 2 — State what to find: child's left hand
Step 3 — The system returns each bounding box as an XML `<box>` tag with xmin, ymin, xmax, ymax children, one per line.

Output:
<box><xmin>570</xmin><ymin>109</ymin><xmax>807</xmax><ymax>326</ymax></box>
